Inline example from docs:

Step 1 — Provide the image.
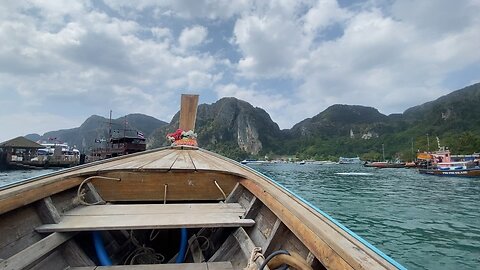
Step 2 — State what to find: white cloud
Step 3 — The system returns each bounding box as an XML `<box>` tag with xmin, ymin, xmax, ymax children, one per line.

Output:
<box><xmin>303</xmin><ymin>0</ymin><xmax>350</xmax><ymax>33</ymax></box>
<box><xmin>1</xmin><ymin>0</ymin><xmax>479</xmax><ymax>141</ymax></box>
<box><xmin>178</xmin><ymin>25</ymin><xmax>208</xmax><ymax>50</ymax></box>
<box><xmin>214</xmin><ymin>83</ymin><xmax>291</xmax><ymax>126</ymax></box>
<box><xmin>103</xmin><ymin>0</ymin><xmax>253</xmax><ymax>19</ymax></box>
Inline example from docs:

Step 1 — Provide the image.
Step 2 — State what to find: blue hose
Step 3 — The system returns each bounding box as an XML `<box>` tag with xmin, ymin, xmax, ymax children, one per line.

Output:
<box><xmin>175</xmin><ymin>228</ymin><xmax>188</xmax><ymax>263</ymax></box>
<box><xmin>92</xmin><ymin>231</ymin><xmax>112</xmax><ymax>266</ymax></box>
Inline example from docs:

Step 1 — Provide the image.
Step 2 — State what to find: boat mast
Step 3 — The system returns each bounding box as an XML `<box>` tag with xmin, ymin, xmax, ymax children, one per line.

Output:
<box><xmin>179</xmin><ymin>94</ymin><xmax>199</xmax><ymax>131</ymax></box>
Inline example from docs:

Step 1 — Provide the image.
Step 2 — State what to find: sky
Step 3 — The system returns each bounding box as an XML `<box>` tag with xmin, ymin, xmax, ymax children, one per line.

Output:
<box><xmin>1</xmin><ymin>0</ymin><xmax>479</xmax><ymax>142</ymax></box>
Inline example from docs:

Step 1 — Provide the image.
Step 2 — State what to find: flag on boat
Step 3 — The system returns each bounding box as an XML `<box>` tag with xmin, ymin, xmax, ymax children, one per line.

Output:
<box><xmin>137</xmin><ymin>131</ymin><xmax>144</xmax><ymax>139</ymax></box>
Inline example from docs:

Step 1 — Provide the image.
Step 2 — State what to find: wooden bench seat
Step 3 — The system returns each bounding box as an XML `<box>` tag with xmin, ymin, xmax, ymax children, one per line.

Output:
<box><xmin>70</xmin><ymin>261</ymin><xmax>233</xmax><ymax>270</ymax></box>
<box><xmin>36</xmin><ymin>203</ymin><xmax>254</xmax><ymax>233</ymax></box>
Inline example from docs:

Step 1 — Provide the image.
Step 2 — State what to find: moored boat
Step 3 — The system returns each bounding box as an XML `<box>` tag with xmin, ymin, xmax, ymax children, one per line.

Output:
<box><xmin>419</xmin><ymin>161</ymin><xmax>480</xmax><ymax>177</ymax></box>
<box><xmin>338</xmin><ymin>157</ymin><xmax>361</xmax><ymax>164</ymax></box>
<box><xmin>364</xmin><ymin>162</ymin><xmax>405</xmax><ymax>169</ymax></box>
<box><xmin>0</xmin><ymin>95</ymin><xmax>405</xmax><ymax>270</ymax></box>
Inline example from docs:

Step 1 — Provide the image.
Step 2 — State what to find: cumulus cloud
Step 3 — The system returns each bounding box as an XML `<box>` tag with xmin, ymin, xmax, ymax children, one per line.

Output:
<box><xmin>178</xmin><ymin>25</ymin><xmax>208</xmax><ymax>50</ymax></box>
<box><xmin>1</xmin><ymin>0</ymin><xmax>479</xmax><ymax>141</ymax></box>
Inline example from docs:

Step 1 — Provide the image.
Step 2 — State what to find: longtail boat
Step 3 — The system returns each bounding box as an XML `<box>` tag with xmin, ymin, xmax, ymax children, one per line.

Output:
<box><xmin>0</xmin><ymin>95</ymin><xmax>406</xmax><ymax>270</ymax></box>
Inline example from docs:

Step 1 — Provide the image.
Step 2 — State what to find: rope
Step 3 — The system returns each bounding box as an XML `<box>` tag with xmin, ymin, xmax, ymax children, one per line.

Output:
<box><xmin>244</xmin><ymin>247</ymin><xmax>264</xmax><ymax>270</ymax></box>
<box><xmin>164</xmin><ymin>184</ymin><xmax>168</xmax><ymax>204</ymax></box>
<box><xmin>123</xmin><ymin>230</ymin><xmax>165</xmax><ymax>265</ymax></box>
<box><xmin>214</xmin><ymin>180</ymin><xmax>227</xmax><ymax>201</ymax></box>
<box><xmin>149</xmin><ymin>184</ymin><xmax>169</xmax><ymax>241</ymax></box>
<box><xmin>76</xmin><ymin>176</ymin><xmax>120</xmax><ymax>206</ymax></box>
<box><xmin>179</xmin><ymin>234</ymin><xmax>212</xmax><ymax>263</ymax></box>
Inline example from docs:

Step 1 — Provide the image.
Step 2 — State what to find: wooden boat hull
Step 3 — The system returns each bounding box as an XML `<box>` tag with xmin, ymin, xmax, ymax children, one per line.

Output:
<box><xmin>0</xmin><ymin>147</ymin><xmax>405</xmax><ymax>270</ymax></box>
<box><xmin>419</xmin><ymin>168</ymin><xmax>480</xmax><ymax>177</ymax></box>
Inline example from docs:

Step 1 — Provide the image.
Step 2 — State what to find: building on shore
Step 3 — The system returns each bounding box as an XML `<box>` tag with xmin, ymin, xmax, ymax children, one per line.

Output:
<box><xmin>0</xmin><ymin>136</ymin><xmax>81</xmax><ymax>170</ymax></box>
<box><xmin>0</xmin><ymin>136</ymin><xmax>43</xmax><ymax>170</ymax></box>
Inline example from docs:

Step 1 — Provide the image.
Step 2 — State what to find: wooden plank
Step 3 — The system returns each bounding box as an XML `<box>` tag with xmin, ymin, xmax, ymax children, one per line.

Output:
<box><xmin>93</xmin><ymin>149</ymin><xmax>175</xmax><ymax>171</ymax></box>
<box><xmin>188</xmin><ymin>150</ymin><xmax>225</xmax><ymax>171</ymax></box>
<box><xmin>36</xmin><ymin>197</ymin><xmax>61</xmax><ymax>223</ymax></box>
<box><xmin>193</xmin><ymin>150</ymin><xmax>245</xmax><ymax>175</ymax></box>
<box><xmin>36</xmin><ymin>213</ymin><xmax>255</xmax><ymax>232</ymax></box>
<box><xmin>35</xmin><ymin>197</ymin><xmax>95</xmax><ymax>267</ymax></box>
<box><xmin>246</xmin><ymin>204</ymin><xmax>277</xmax><ymax>248</ymax></box>
<box><xmin>170</xmin><ymin>150</ymin><xmax>196</xmax><ymax>170</ymax></box>
<box><xmin>90</xmin><ymin>171</ymin><xmax>239</xmax><ymax>202</ymax></box>
<box><xmin>0</xmin><ymin>232</ymin><xmax>73</xmax><ymax>270</ymax></box>
<box><xmin>0</xmin><ymin>206</ymin><xmax>43</xmax><ymax>259</ymax></box>
<box><xmin>65</xmin><ymin>203</ymin><xmax>245</xmax><ymax>216</ymax></box>
<box><xmin>69</xmin><ymin>262</ymin><xmax>233</xmax><ymax>270</ymax></box>
<box><xmin>140</xmin><ymin>150</ymin><xmax>182</xmax><ymax>170</ymax></box>
<box><xmin>209</xmin><ymin>228</ymin><xmax>265</xmax><ymax>269</ymax></box>
<box><xmin>263</xmin><ymin>218</ymin><xmax>289</xmax><ymax>255</ymax></box>
<box><xmin>179</xmin><ymin>94</ymin><xmax>199</xmax><ymax>131</ymax></box>
<box><xmin>28</xmin><ymin>250</ymin><xmax>69</xmax><ymax>270</ymax></box>
<box><xmin>0</xmin><ymin>177</ymin><xmax>84</xmax><ymax>215</ymax></box>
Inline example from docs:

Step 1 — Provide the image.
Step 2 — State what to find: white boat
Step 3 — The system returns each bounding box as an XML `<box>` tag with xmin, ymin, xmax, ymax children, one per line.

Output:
<box><xmin>338</xmin><ymin>157</ymin><xmax>361</xmax><ymax>164</ymax></box>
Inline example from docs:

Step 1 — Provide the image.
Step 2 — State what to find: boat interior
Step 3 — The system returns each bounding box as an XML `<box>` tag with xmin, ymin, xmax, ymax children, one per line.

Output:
<box><xmin>0</xmin><ymin>147</ymin><xmax>401</xmax><ymax>270</ymax></box>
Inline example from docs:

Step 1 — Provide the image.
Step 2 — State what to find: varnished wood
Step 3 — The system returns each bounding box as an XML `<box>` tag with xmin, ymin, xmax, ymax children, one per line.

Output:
<box><xmin>90</xmin><ymin>171</ymin><xmax>240</xmax><ymax>201</ymax></box>
<box><xmin>179</xmin><ymin>94</ymin><xmax>199</xmax><ymax>131</ymax></box>
<box><xmin>0</xmin><ymin>177</ymin><xmax>84</xmax><ymax>215</ymax></box>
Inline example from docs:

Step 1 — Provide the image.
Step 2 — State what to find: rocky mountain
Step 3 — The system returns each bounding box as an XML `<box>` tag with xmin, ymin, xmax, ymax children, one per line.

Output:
<box><xmin>286</xmin><ymin>83</ymin><xmax>480</xmax><ymax>160</ymax></box>
<box><xmin>24</xmin><ymin>82</ymin><xmax>480</xmax><ymax>160</ymax></box>
<box><xmin>402</xmin><ymin>83</ymin><xmax>480</xmax><ymax>134</ymax></box>
<box><xmin>148</xmin><ymin>97</ymin><xmax>282</xmax><ymax>160</ymax></box>
<box><xmin>26</xmin><ymin>114</ymin><xmax>167</xmax><ymax>151</ymax></box>
<box><xmin>289</xmin><ymin>105</ymin><xmax>389</xmax><ymax>139</ymax></box>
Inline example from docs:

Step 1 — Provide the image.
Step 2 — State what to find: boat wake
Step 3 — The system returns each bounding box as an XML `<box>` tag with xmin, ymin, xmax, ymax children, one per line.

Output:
<box><xmin>335</xmin><ymin>172</ymin><xmax>373</xmax><ymax>176</ymax></box>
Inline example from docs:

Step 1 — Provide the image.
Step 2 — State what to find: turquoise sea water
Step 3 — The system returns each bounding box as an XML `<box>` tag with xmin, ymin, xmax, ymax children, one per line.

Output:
<box><xmin>249</xmin><ymin>163</ymin><xmax>480</xmax><ymax>270</ymax></box>
<box><xmin>1</xmin><ymin>164</ymin><xmax>479</xmax><ymax>269</ymax></box>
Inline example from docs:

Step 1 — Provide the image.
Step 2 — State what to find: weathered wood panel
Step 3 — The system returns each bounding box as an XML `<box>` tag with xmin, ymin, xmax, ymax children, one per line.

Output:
<box><xmin>28</xmin><ymin>250</ymin><xmax>69</xmax><ymax>270</ymax></box>
<box><xmin>90</xmin><ymin>171</ymin><xmax>239</xmax><ymax>201</ymax></box>
<box><xmin>37</xmin><ymin>213</ymin><xmax>255</xmax><ymax>232</ymax></box>
<box><xmin>0</xmin><ymin>206</ymin><xmax>43</xmax><ymax>259</ymax></box>
<box><xmin>170</xmin><ymin>150</ymin><xmax>196</xmax><ymax>170</ymax></box>
<box><xmin>0</xmin><ymin>232</ymin><xmax>73</xmax><ymax>270</ymax></box>
<box><xmin>246</xmin><ymin>204</ymin><xmax>277</xmax><ymax>249</ymax></box>
<box><xmin>66</xmin><ymin>203</ymin><xmax>245</xmax><ymax>216</ymax></box>
<box><xmin>209</xmin><ymin>227</ymin><xmax>265</xmax><ymax>270</ymax></box>
<box><xmin>98</xmin><ymin>149</ymin><xmax>175</xmax><ymax>171</ymax></box>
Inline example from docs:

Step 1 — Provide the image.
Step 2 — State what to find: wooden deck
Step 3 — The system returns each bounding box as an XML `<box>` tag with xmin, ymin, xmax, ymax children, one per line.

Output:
<box><xmin>36</xmin><ymin>203</ymin><xmax>255</xmax><ymax>233</ymax></box>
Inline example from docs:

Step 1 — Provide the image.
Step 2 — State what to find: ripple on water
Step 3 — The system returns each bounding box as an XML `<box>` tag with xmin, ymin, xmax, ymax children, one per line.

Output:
<box><xmin>250</xmin><ymin>163</ymin><xmax>480</xmax><ymax>270</ymax></box>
